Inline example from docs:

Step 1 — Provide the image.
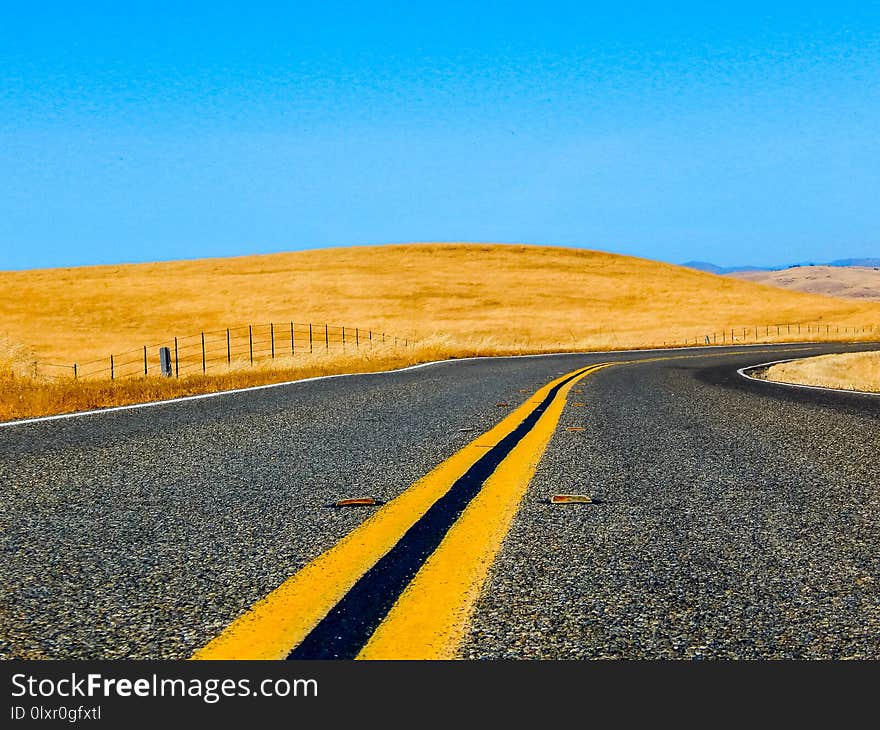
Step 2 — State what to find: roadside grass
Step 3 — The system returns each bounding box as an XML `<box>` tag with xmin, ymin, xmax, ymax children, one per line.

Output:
<box><xmin>762</xmin><ymin>351</ymin><xmax>880</xmax><ymax>393</ymax></box>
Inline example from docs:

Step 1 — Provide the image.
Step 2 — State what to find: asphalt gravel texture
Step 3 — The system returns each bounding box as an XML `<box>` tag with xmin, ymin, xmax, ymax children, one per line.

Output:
<box><xmin>1</xmin><ymin>342</ymin><xmax>878</xmax><ymax>659</ymax></box>
<box><xmin>460</xmin><ymin>345</ymin><xmax>880</xmax><ymax>659</ymax></box>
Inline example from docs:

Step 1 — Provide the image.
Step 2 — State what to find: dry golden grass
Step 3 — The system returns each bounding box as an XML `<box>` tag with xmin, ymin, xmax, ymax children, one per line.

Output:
<box><xmin>2</xmin><ymin>242</ymin><xmax>880</xmax><ymax>420</ymax></box>
<box><xmin>763</xmin><ymin>351</ymin><xmax>880</xmax><ymax>393</ymax></box>
<box><xmin>0</xmin><ymin>339</ymin><xmax>463</xmax><ymax>422</ymax></box>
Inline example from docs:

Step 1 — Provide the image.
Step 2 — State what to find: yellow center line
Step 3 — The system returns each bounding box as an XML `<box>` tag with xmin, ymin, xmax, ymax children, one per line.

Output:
<box><xmin>192</xmin><ymin>363</ymin><xmax>607</xmax><ymax>659</ymax></box>
<box><xmin>193</xmin><ymin>346</ymin><xmax>807</xmax><ymax>660</ymax></box>
<box><xmin>358</xmin><ymin>364</ymin><xmax>610</xmax><ymax>659</ymax></box>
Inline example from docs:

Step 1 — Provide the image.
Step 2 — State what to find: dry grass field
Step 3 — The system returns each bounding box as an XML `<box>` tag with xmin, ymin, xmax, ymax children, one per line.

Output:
<box><xmin>730</xmin><ymin>265</ymin><xmax>880</xmax><ymax>300</ymax></box>
<box><xmin>763</xmin><ymin>351</ymin><xmax>880</xmax><ymax>393</ymax></box>
<box><xmin>2</xmin><ymin>242</ymin><xmax>880</xmax><ymax>420</ymax></box>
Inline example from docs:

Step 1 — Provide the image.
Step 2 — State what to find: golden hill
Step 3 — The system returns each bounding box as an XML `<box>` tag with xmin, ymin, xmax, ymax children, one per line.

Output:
<box><xmin>729</xmin><ymin>265</ymin><xmax>880</xmax><ymax>301</ymax></box>
<box><xmin>3</xmin><ymin>243</ymin><xmax>880</xmax><ymax>370</ymax></box>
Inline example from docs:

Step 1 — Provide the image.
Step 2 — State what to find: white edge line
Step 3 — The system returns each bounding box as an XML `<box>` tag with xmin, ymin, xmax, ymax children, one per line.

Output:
<box><xmin>737</xmin><ymin>358</ymin><xmax>880</xmax><ymax>397</ymax></box>
<box><xmin>0</xmin><ymin>341</ymin><xmax>868</xmax><ymax>429</ymax></box>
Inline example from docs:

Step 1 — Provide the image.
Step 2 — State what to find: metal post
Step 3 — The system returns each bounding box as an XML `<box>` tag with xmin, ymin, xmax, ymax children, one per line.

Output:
<box><xmin>356</xmin><ymin>328</ymin><xmax>359</xmax><ymax>347</ymax></box>
<box><xmin>325</xmin><ymin>324</ymin><xmax>329</xmax><ymax>350</ymax></box>
<box><xmin>110</xmin><ymin>354</ymin><xmax>114</xmax><ymax>380</ymax></box>
<box><xmin>271</xmin><ymin>323</ymin><xmax>275</xmax><ymax>359</ymax></box>
<box><xmin>309</xmin><ymin>323</ymin><xmax>313</xmax><ymax>353</ymax></box>
<box><xmin>73</xmin><ymin>363</ymin><xmax>77</xmax><ymax>379</ymax></box>
<box><xmin>227</xmin><ymin>329</ymin><xmax>231</xmax><ymax>365</ymax></box>
<box><xmin>144</xmin><ymin>345</ymin><xmax>148</xmax><ymax>376</ymax></box>
<box><xmin>174</xmin><ymin>337</ymin><xmax>179</xmax><ymax>377</ymax></box>
<box><xmin>290</xmin><ymin>322</ymin><xmax>295</xmax><ymax>354</ymax></box>
<box><xmin>249</xmin><ymin>325</ymin><xmax>253</xmax><ymax>365</ymax></box>
<box><xmin>342</xmin><ymin>326</ymin><xmax>346</xmax><ymax>348</ymax></box>
<box><xmin>201</xmin><ymin>332</ymin><xmax>206</xmax><ymax>373</ymax></box>
<box><xmin>160</xmin><ymin>347</ymin><xmax>172</xmax><ymax>377</ymax></box>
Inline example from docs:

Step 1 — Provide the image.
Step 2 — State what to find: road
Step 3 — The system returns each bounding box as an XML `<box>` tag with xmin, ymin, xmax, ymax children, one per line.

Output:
<box><xmin>1</xmin><ymin>342</ymin><xmax>878</xmax><ymax>659</ymax></box>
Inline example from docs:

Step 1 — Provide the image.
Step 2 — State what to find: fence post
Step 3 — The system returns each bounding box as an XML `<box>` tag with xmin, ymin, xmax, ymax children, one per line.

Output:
<box><xmin>73</xmin><ymin>363</ymin><xmax>77</xmax><ymax>380</ymax></box>
<box><xmin>356</xmin><ymin>328</ymin><xmax>359</xmax><ymax>347</ymax></box>
<box><xmin>201</xmin><ymin>332</ymin><xmax>206</xmax><ymax>373</ymax></box>
<box><xmin>342</xmin><ymin>326</ymin><xmax>346</xmax><ymax>348</ymax></box>
<box><xmin>144</xmin><ymin>345</ymin><xmax>148</xmax><ymax>376</ymax></box>
<box><xmin>160</xmin><ymin>347</ymin><xmax>172</xmax><ymax>377</ymax></box>
<box><xmin>174</xmin><ymin>337</ymin><xmax>179</xmax><ymax>377</ymax></box>
<box><xmin>110</xmin><ymin>354</ymin><xmax>114</xmax><ymax>380</ymax></box>
<box><xmin>309</xmin><ymin>323</ymin><xmax>313</xmax><ymax>353</ymax></box>
<box><xmin>290</xmin><ymin>322</ymin><xmax>295</xmax><ymax>355</ymax></box>
<box><xmin>249</xmin><ymin>326</ymin><xmax>253</xmax><ymax>365</ymax></box>
<box><xmin>271</xmin><ymin>323</ymin><xmax>275</xmax><ymax>359</ymax></box>
<box><xmin>227</xmin><ymin>329</ymin><xmax>231</xmax><ymax>365</ymax></box>
<box><xmin>325</xmin><ymin>324</ymin><xmax>329</xmax><ymax>350</ymax></box>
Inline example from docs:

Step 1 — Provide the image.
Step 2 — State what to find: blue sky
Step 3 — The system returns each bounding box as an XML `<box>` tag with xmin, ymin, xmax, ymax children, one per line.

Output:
<box><xmin>1</xmin><ymin>1</ymin><xmax>878</xmax><ymax>270</ymax></box>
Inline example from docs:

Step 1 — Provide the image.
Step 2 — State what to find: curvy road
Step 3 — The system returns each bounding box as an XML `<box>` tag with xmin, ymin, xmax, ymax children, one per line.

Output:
<box><xmin>1</xmin><ymin>342</ymin><xmax>878</xmax><ymax>660</ymax></box>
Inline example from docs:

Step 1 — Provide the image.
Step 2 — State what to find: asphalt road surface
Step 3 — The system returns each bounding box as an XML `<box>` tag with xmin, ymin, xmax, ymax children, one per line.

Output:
<box><xmin>1</xmin><ymin>342</ymin><xmax>878</xmax><ymax>659</ymax></box>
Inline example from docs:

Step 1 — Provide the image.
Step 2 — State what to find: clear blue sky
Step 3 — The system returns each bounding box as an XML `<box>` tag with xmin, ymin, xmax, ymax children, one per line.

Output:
<box><xmin>1</xmin><ymin>1</ymin><xmax>878</xmax><ymax>270</ymax></box>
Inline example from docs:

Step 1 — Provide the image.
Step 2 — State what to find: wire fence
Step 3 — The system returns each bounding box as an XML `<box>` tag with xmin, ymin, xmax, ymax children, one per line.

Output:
<box><xmin>31</xmin><ymin>319</ymin><xmax>878</xmax><ymax>382</ymax></box>
<box><xmin>36</xmin><ymin>322</ymin><xmax>413</xmax><ymax>381</ymax></box>
<box><xmin>671</xmin><ymin>322</ymin><xmax>876</xmax><ymax>347</ymax></box>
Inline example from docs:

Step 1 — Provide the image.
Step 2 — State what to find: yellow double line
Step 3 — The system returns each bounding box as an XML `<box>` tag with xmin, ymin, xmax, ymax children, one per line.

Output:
<box><xmin>193</xmin><ymin>363</ymin><xmax>609</xmax><ymax>660</ymax></box>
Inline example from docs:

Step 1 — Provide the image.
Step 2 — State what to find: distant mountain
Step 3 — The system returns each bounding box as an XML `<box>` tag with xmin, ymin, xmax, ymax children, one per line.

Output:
<box><xmin>682</xmin><ymin>261</ymin><xmax>775</xmax><ymax>275</ymax></box>
<box><xmin>682</xmin><ymin>257</ymin><xmax>880</xmax><ymax>275</ymax></box>
<box><xmin>828</xmin><ymin>258</ymin><xmax>880</xmax><ymax>268</ymax></box>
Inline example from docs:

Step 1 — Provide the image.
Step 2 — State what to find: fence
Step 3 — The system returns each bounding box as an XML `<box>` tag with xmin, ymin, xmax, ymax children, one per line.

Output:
<box><xmin>672</xmin><ymin>322</ymin><xmax>876</xmax><ymax>347</ymax></box>
<box><xmin>37</xmin><ymin>322</ymin><xmax>413</xmax><ymax>381</ymax></box>
<box><xmin>33</xmin><ymin>319</ymin><xmax>877</xmax><ymax>382</ymax></box>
